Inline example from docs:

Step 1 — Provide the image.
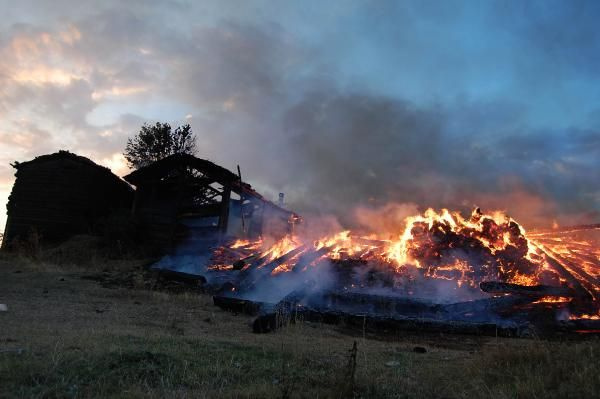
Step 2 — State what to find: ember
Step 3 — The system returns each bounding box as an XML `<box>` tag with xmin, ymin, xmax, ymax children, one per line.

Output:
<box><xmin>204</xmin><ymin>207</ymin><xmax>599</xmax><ymax>335</ymax></box>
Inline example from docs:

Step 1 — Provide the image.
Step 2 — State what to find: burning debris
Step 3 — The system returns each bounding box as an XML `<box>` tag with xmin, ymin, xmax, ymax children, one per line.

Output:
<box><xmin>177</xmin><ymin>207</ymin><xmax>600</xmax><ymax>336</ymax></box>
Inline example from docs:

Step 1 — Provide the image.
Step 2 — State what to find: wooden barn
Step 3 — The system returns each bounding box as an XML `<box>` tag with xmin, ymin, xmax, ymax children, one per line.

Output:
<box><xmin>123</xmin><ymin>153</ymin><xmax>298</xmax><ymax>251</ymax></box>
<box><xmin>1</xmin><ymin>151</ymin><xmax>133</xmax><ymax>248</ymax></box>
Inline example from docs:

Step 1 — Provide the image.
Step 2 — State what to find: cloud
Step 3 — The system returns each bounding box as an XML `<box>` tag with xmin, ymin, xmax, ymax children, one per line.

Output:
<box><xmin>0</xmin><ymin>120</ymin><xmax>53</xmax><ymax>156</ymax></box>
<box><xmin>0</xmin><ymin>1</ymin><xmax>599</xmax><ymax>234</ymax></box>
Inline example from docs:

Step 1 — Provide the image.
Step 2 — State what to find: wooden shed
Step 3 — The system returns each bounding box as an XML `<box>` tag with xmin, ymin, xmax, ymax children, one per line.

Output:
<box><xmin>123</xmin><ymin>153</ymin><xmax>298</xmax><ymax>251</ymax></box>
<box><xmin>2</xmin><ymin>151</ymin><xmax>133</xmax><ymax>248</ymax></box>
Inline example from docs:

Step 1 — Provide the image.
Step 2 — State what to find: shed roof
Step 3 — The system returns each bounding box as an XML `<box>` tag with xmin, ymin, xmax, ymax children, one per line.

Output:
<box><xmin>123</xmin><ymin>153</ymin><xmax>295</xmax><ymax>216</ymax></box>
<box><xmin>11</xmin><ymin>150</ymin><xmax>132</xmax><ymax>191</ymax></box>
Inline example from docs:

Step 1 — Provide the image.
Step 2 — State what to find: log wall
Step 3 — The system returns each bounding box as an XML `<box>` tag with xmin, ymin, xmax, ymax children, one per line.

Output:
<box><xmin>2</xmin><ymin>152</ymin><xmax>133</xmax><ymax>248</ymax></box>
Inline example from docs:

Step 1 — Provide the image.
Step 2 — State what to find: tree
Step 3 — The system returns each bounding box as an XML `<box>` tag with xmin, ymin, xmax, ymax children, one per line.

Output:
<box><xmin>124</xmin><ymin>122</ymin><xmax>197</xmax><ymax>169</ymax></box>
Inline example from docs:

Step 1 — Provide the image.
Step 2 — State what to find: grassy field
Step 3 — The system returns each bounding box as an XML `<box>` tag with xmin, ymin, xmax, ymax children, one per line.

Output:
<box><xmin>0</xmin><ymin>253</ymin><xmax>599</xmax><ymax>398</ymax></box>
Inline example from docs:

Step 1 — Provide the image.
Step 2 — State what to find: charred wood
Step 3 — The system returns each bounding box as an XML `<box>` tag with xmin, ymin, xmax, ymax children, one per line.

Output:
<box><xmin>315</xmin><ymin>291</ymin><xmax>535</xmax><ymax>322</ymax></box>
<box><xmin>559</xmin><ymin>318</ymin><xmax>600</xmax><ymax>333</ymax></box>
<box><xmin>566</xmin><ymin>249</ymin><xmax>600</xmax><ymax>268</ymax></box>
<box><xmin>479</xmin><ymin>281</ymin><xmax>576</xmax><ymax>298</ymax></box>
<box><xmin>240</xmin><ymin>252</ymin><xmax>274</xmax><ymax>275</ymax></box>
<box><xmin>540</xmin><ymin>253</ymin><xmax>593</xmax><ymax>300</ymax></box>
<box><xmin>253</xmin><ymin>304</ymin><xmax>531</xmax><ymax>337</ymax></box>
<box><xmin>442</xmin><ymin>296</ymin><xmax>534</xmax><ymax>314</ymax></box>
<box><xmin>152</xmin><ymin>269</ymin><xmax>207</xmax><ymax>286</ymax></box>
<box><xmin>314</xmin><ymin>291</ymin><xmax>439</xmax><ymax>316</ymax></box>
<box><xmin>250</xmin><ymin>288</ymin><xmax>534</xmax><ymax>335</ymax></box>
<box><xmin>541</xmin><ymin>248</ymin><xmax>600</xmax><ymax>297</ymax></box>
<box><xmin>252</xmin><ymin>290</ymin><xmax>308</xmax><ymax>333</ymax></box>
<box><xmin>213</xmin><ymin>295</ymin><xmax>268</xmax><ymax>316</ymax></box>
<box><xmin>232</xmin><ymin>254</ymin><xmax>256</xmax><ymax>270</ymax></box>
<box><xmin>291</xmin><ymin>246</ymin><xmax>334</xmax><ymax>273</ymax></box>
<box><xmin>257</xmin><ymin>246</ymin><xmax>308</xmax><ymax>274</ymax></box>
<box><xmin>236</xmin><ymin>246</ymin><xmax>308</xmax><ymax>291</ymax></box>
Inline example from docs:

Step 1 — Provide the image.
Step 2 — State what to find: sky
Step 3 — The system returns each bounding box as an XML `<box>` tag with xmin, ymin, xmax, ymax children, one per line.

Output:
<box><xmin>0</xmin><ymin>0</ymin><xmax>599</xmax><ymax>232</ymax></box>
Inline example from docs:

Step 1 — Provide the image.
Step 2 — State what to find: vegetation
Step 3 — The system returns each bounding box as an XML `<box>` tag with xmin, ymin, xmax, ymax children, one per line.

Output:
<box><xmin>124</xmin><ymin>122</ymin><xmax>196</xmax><ymax>169</ymax></box>
<box><xmin>0</xmin><ymin>253</ymin><xmax>599</xmax><ymax>398</ymax></box>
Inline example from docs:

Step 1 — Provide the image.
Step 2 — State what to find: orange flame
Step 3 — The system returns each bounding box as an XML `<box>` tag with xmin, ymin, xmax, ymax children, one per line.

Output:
<box><xmin>215</xmin><ymin>208</ymin><xmax>600</xmax><ymax>302</ymax></box>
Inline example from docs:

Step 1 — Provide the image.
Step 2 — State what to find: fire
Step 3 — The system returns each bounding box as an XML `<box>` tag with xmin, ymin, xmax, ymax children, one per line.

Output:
<box><xmin>261</xmin><ymin>235</ymin><xmax>300</xmax><ymax>262</ymax></box>
<box><xmin>231</xmin><ymin>238</ymin><xmax>263</xmax><ymax>250</ymax></box>
<box><xmin>509</xmin><ymin>272</ymin><xmax>538</xmax><ymax>286</ymax></box>
<box><xmin>212</xmin><ymin>207</ymin><xmax>599</xmax><ymax>318</ymax></box>
<box><xmin>532</xmin><ymin>296</ymin><xmax>572</xmax><ymax>304</ymax></box>
<box><xmin>315</xmin><ymin>230</ymin><xmax>376</xmax><ymax>260</ymax></box>
<box><xmin>204</xmin><ymin>207</ymin><xmax>600</xmax><ymax>336</ymax></box>
<box><xmin>376</xmin><ymin>207</ymin><xmax>546</xmax><ymax>287</ymax></box>
<box><xmin>219</xmin><ymin>208</ymin><xmax>544</xmax><ymax>285</ymax></box>
<box><xmin>570</xmin><ymin>312</ymin><xmax>600</xmax><ymax>320</ymax></box>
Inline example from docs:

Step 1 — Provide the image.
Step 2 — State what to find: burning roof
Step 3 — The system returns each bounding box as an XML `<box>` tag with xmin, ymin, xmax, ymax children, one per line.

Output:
<box><xmin>123</xmin><ymin>154</ymin><xmax>299</xmax><ymax>252</ymax></box>
<box><xmin>123</xmin><ymin>153</ymin><xmax>294</xmax><ymax>216</ymax></box>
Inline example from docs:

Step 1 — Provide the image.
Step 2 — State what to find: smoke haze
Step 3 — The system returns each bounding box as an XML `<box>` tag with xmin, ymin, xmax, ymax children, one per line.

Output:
<box><xmin>1</xmin><ymin>0</ymin><xmax>599</xmax><ymax>231</ymax></box>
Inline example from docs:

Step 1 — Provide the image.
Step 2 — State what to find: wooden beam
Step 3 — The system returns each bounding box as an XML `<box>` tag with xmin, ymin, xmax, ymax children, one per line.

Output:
<box><xmin>177</xmin><ymin>203</ymin><xmax>223</xmax><ymax>218</ymax></box>
<box><xmin>479</xmin><ymin>281</ymin><xmax>577</xmax><ymax>298</ymax></box>
<box><xmin>213</xmin><ymin>295</ymin><xmax>267</xmax><ymax>315</ymax></box>
<box><xmin>250</xmin><ymin>295</ymin><xmax>532</xmax><ymax>337</ymax></box>
<box><xmin>543</xmin><ymin>253</ymin><xmax>594</xmax><ymax>301</ymax></box>
<box><xmin>219</xmin><ymin>186</ymin><xmax>231</xmax><ymax>236</ymax></box>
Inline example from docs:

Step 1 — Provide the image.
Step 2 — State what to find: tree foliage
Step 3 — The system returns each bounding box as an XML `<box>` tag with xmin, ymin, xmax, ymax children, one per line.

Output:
<box><xmin>124</xmin><ymin>122</ymin><xmax>197</xmax><ymax>169</ymax></box>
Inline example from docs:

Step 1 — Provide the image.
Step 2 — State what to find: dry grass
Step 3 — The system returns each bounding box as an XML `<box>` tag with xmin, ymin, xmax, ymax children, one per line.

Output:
<box><xmin>0</xmin><ymin>252</ymin><xmax>599</xmax><ymax>398</ymax></box>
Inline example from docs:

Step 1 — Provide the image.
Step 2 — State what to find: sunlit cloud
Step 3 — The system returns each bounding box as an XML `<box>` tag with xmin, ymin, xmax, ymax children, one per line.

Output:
<box><xmin>0</xmin><ymin>0</ymin><xmax>598</xmax><ymax>235</ymax></box>
<box><xmin>1</xmin><ymin>24</ymin><xmax>88</xmax><ymax>90</ymax></box>
<box><xmin>91</xmin><ymin>86</ymin><xmax>149</xmax><ymax>100</ymax></box>
<box><xmin>0</xmin><ymin>119</ymin><xmax>52</xmax><ymax>152</ymax></box>
<box><xmin>12</xmin><ymin>67</ymin><xmax>82</xmax><ymax>86</ymax></box>
<box><xmin>6</xmin><ymin>25</ymin><xmax>82</xmax><ymax>63</ymax></box>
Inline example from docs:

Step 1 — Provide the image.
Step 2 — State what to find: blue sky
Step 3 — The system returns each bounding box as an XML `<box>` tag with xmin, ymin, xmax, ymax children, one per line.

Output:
<box><xmin>0</xmin><ymin>0</ymin><xmax>598</xmax><ymax>230</ymax></box>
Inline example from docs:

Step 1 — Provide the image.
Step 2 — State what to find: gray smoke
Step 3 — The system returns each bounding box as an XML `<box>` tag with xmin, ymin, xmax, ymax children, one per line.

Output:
<box><xmin>165</xmin><ymin>21</ymin><xmax>599</xmax><ymax>229</ymax></box>
<box><xmin>1</xmin><ymin>2</ymin><xmax>599</xmax><ymax>230</ymax></box>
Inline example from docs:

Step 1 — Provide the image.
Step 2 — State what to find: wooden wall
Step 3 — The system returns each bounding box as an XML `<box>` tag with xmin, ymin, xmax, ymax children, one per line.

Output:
<box><xmin>2</xmin><ymin>155</ymin><xmax>132</xmax><ymax>247</ymax></box>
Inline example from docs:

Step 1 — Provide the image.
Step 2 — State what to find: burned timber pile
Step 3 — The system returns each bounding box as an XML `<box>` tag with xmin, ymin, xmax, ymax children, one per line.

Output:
<box><xmin>163</xmin><ymin>208</ymin><xmax>600</xmax><ymax>337</ymax></box>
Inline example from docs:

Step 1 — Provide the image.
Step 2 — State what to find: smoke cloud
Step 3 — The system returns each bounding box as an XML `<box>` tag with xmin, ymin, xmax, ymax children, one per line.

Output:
<box><xmin>1</xmin><ymin>1</ymin><xmax>599</xmax><ymax>232</ymax></box>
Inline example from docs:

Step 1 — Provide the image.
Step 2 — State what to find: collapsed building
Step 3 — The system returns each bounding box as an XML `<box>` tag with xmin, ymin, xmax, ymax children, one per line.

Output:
<box><xmin>210</xmin><ymin>210</ymin><xmax>600</xmax><ymax>337</ymax></box>
<box><xmin>1</xmin><ymin>151</ymin><xmax>133</xmax><ymax>248</ymax></box>
<box><xmin>122</xmin><ymin>153</ymin><xmax>298</xmax><ymax>252</ymax></box>
<box><xmin>1</xmin><ymin>151</ymin><xmax>298</xmax><ymax>252</ymax></box>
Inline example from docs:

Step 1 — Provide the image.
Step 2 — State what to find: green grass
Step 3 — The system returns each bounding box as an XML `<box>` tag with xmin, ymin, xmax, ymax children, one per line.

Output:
<box><xmin>3</xmin><ymin>334</ymin><xmax>598</xmax><ymax>398</ymax></box>
<box><xmin>451</xmin><ymin>341</ymin><xmax>600</xmax><ymax>399</ymax></box>
<box><xmin>1</xmin><ymin>336</ymin><xmax>298</xmax><ymax>398</ymax></box>
<box><xmin>1</xmin><ymin>253</ymin><xmax>599</xmax><ymax>398</ymax></box>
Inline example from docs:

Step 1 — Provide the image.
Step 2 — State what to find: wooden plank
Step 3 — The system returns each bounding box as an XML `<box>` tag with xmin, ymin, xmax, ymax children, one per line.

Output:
<box><xmin>542</xmin><ymin>248</ymin><xmax>600</xmax><ymax>291</ymax></box>
<box><xmin>251</xmin><ymin>299</ymin><xmax>531</xmax><ymax>337</ymax></box>
<box><xmin>257</xmin><ymin>245</ymin><xmax>308</xmax><ymax>274</ymax></box>
<box><xmin>153</xmin><ymin>269</ymin><xmax>207</xmax><ymax>285</ymax></box>
<box><xmin>542</xmin><ymin>252</ymin><xmax>593</xmax><ymax>301</ymax></box>
<box><xmin>213</xmin><ymin>295</ymin><xmax>267</xmax><ymax>315</ymax></box>
<box><xmin>291</xmin><ymin>246</ymin><xmax>333</xmax><ymax>273</ymax></box>
<box><xmin>219</xmin><ymin>186</ymin><xmax>231</xmax><ymax>235</ymax></box>
<box><xmin>479</xmin><ymin>281</ymin><xmax>576</xmax><ymax>298</ymax></box>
